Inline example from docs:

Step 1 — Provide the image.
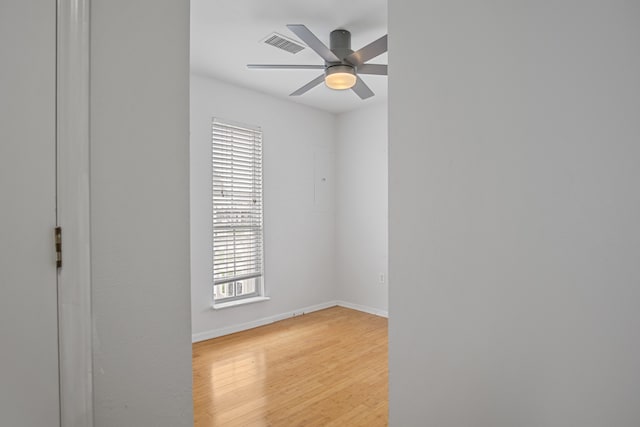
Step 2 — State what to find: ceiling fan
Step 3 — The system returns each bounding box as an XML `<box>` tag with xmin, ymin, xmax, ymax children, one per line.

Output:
<box><xmin>248</xmin><ymin>24</ymin><xmax>388</xmax><ymax>100</ymax></box>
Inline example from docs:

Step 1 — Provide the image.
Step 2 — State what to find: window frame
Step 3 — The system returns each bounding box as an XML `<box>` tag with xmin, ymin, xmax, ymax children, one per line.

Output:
<box><xmin>211</xmin><ymin>117</ymin><xmax>266</xmax><ymax>305</ymax></box>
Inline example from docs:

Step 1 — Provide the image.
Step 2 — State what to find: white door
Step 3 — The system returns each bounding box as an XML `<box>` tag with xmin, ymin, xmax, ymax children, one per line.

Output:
<box><xmin>0</xmin><ymin>1</ymin><xmax>61</xmax><ymax>426</ymax></box>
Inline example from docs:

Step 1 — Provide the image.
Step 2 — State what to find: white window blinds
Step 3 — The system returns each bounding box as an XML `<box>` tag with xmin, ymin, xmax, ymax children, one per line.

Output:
<box><xmin>212</xmin><ymin>118</ymin><xmax>264</xmax><ymax>286</ymax></box>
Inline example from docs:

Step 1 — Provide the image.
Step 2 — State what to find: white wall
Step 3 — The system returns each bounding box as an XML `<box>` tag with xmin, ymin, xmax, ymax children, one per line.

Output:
<box><xmin>0</xmin><ymin>2</ymin><xmax>59</xmax><ymax>425</ymax></box>
<box><xmin>191</xmin><ymin>74</ymin><xmax>337</xmax><ymax>338</ymax></box>
<box><xmin>336</xmin><ymin>103</ymin><xmax>388</xmax><ymax>315</ymax></box>
<box><xmin>90</xmin><ymin>1</ymin><xmax>192</xmax><ymax>425</ymax></box>
<box><xmin>389</xmin><ymin>1</ymin><xmax>640</xmax><ymax>426</ymax></box>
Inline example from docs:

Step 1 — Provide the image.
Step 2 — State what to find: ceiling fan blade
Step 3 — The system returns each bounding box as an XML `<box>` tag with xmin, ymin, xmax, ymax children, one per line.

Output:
<box><xmin>346</xmin><ymin>34</ymin><xmax>388</xmax><ymax>66</ymax></box>
<box><xmin>351</xmin><ymin>76</ymin><xmax>375</xmax><ymax>100</ymax></box>
<box><xmin>290</xmin><ymin>74</ymin><xmax>325</xmax><ymax>96</ymax></box>
<box><xmin>247</xmin><ymin>64</ymin><xmax>325</xmax><ymax>70</ymax></box>
<box><xmin>287</xmin><ymin>24</ymin><xmax>340</xmax><ymax>63</ymax></box>
<box><xmin>357</xmin><ymin>64</ymin><xmax>387</xmax><ymax>75</ymax></box>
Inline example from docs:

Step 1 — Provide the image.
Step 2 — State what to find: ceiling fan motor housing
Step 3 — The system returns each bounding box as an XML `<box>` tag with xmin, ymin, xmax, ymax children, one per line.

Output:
<box><xmin>329</xmin><ymin>29</ymin><xmax>354</xmax><ymax>63</ymax></box>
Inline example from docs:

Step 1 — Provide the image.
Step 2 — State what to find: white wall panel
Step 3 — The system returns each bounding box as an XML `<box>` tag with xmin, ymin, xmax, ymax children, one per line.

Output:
<box><xmin>389</xmin><ymin>1</ymin><xmax>640</xmax><ymax>425</ymax></box>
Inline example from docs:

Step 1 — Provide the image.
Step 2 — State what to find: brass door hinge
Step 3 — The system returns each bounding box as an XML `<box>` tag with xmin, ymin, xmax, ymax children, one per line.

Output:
<box><xmin>55</xmin><ymin>226</ymin><xmax>62</xmax><ymax>268</ymax></box>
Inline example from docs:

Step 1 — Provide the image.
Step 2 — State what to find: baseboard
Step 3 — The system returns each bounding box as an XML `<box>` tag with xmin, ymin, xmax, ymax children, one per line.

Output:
<box><xmin>336</xmin><ymin>300</ymin><xmax>388</xmax><ymax>318</ymax></box>
<box><xmin>192</xmin><ymin>301</ymin><xmax>339</xmax><ymax>343</ymax></box>
<box><xmin>191</xmin><ymin>299</ymin><xmax>389</xmax><ymax>343</ymax></box>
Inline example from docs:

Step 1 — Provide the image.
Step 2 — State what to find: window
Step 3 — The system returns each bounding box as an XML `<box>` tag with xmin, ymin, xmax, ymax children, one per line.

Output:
<box><xmin>212</xmin><ymin>118</ymin><xmax>264</xmax><ymax>304</ymax></box>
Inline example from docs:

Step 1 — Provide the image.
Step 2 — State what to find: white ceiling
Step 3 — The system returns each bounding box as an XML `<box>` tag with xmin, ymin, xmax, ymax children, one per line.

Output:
<box><xmin>190</xmin><ymin>0</ymin><xmax>388</xmax><ymax>114</ymax></box>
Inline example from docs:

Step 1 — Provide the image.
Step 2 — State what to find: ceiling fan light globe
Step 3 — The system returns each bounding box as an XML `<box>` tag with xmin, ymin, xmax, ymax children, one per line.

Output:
<box><xmin>325</xmin><ymin>65</ymin><xmax>357</xmax><ymax>90</ymax></box>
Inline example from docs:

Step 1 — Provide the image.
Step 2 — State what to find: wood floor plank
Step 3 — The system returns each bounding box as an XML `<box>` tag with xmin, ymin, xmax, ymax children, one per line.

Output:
<box><xmin>193</xmin><ymin>306</ymin><xmax>388</xmax><ymax>426</ymax></box>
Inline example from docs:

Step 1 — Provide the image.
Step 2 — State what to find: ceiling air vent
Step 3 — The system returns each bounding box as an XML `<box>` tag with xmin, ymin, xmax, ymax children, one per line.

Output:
<box><xmin>262</xmin><ymin>32</ymin><xmax>305</xmax><ymax>54</ymax></box>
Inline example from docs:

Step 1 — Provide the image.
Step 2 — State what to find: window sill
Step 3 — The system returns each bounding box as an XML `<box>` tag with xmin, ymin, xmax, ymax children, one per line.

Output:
<box><xmin>212</xmin><ymin>296</ymin><xmax>270</xmax><ymax>310</ymax></box>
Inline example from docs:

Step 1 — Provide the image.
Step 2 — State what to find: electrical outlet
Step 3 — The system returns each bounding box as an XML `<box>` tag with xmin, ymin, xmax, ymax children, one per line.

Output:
<box><xmin>379</xmin><ymin>273</ymin><xmax>385</xmax><ymax>284</ymax></box>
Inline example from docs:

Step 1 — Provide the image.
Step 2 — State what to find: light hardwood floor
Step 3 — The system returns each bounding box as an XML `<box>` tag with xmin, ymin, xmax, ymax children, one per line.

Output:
<box><xmin>193</xmin><ymin>306</ymin><xmax>388</xmax><ymax>426</ymax></box>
